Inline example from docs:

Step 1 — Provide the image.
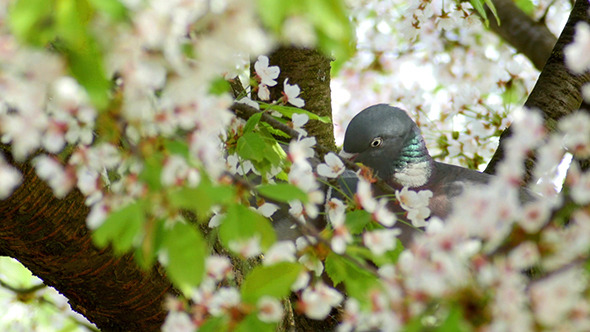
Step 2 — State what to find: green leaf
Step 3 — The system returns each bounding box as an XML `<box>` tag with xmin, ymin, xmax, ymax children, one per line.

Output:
<box><xmin>139</xmin><ymin>153</ymin><xmax>164</xmax><ymax>190</ymax></box>
<box><xmin>209</xmin><ymin>77</ymin><xmax>231</xmax><ymax>96</ymax></box>
<box><xmin>93</xmin><ymin>200</ymin><xmax>145</xmax><ymax>254</ymax></box>
<box><xmin>219</xmin><ymin>204</ymin><xmax>276</xmax><ymax>251</ymax></box>
<box><xmin>199</xmin><ymin>315</ymin><xmax>229</xmax><ymax>332</ymax></box>
<box><xmin>88</xmin><ymin>0</ymin><xmax>128</xmax><ymax>20</ymax></box>
<box><xmin>8</xmin><ymin>0</ymin><xmax>55</xmax><ymax>45</ymax></box>
<box><xmin>244</xmin><ymin>112</ymin><xmax>263</xmax><ymax>133</ymax></box>
<box><xmin>241</xmin><ymin>262</ymin><xmax>302</xmax><ymax>303</ymax></box>
<box><xmin>162</xmin><ymin>222</ymin><xmax>207</xmax><ymax>293</ymax></box>
<box><xmin>514</xmin><ymin>0</ymin><xmax>534</xmax><ymax>15</ymax></box>
<box><xmin>168</xmin><ymin>182</ymin><xmax>235</xmax><ymax>216</ymax></box>
<box><xmin>235</xmin><ymin>314</ymin><xmax>276</xmax><ymax>332</ymax></box>
<box><xmin>470</xmin><ymin>0</ymin><xmax>489</xmax><ymax>27</ymax></box>
<box><xmin>259</xmin><ymin>103</ymin><xmax>331</xmax><ymax>123</ymax></box>
<box><xmin>345</xmin><ymin>210</ymin><xmax>372</xmax><ymax>234</ymax></box>
<box><xmin>483</xmin><ymin>0</ymin><xmax>500</xmax><ymax>26</ymax></box>
<box><xmin>257</xmin><ymin>183</ymin><xmax>308</xmax><ymax>203</ymax></box>
<box><xmin>163</xmin><ymin>140</ymin><xmax>190</xmax><ymax>160</ymax></box>
<box><xmin>325</xmin><ymin>253</ymin><xmax>379</xmax><ymax>302</ymax></box>
<box><xmin>237</xmin><ymin>132</ymin><xmax>267</xmax><ymax>162</ymax></box>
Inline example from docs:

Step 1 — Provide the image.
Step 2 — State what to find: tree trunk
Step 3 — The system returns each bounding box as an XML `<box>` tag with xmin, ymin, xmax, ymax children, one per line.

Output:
<box><xmin>268</xmin><ymin>46</ymin><xmax>336</xmax><ymax>154</ymax></box>
<box><xmin>0</xmin><ymin>153</ymin><xmax>174</xmax><ymax>331</ymax></box>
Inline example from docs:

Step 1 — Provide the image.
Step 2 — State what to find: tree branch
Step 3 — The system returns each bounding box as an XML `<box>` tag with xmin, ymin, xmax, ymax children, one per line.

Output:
<box><xmin>485</xmin><ymin>0</ymin><xmax>590</xmax><ymax>177</ymax></box>
<box><xmin>485</xmin><ymin>0</ymin><xmax>557</xmax><ymax>70</ymax></box>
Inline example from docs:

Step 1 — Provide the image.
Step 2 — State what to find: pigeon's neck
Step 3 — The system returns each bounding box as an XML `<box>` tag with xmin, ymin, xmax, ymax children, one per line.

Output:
<box><xmin>392</xmin><ymin>130</ymin><xmax>433</xmax><ymax>188</ymax></box>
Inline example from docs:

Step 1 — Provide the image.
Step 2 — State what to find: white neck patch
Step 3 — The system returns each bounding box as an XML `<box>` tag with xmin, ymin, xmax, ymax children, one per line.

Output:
<box><xmin>393</xmin><ymin>161</ymin><xmax>431</xmax><ymax>187</ymax></box>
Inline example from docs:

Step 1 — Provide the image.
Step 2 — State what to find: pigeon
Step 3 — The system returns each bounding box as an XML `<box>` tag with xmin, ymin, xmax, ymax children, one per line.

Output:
<box><xmin>339</xmin><ymin>103</ymin><xmax>495</xmax><ymax>220</ymax></box>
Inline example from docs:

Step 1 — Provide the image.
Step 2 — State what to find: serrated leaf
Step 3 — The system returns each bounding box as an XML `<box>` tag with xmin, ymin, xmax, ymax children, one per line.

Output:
<box><xmin>162</xmin><ymin>222</ymin><xmax>207</xmax><ymax>293</ymax></box>
<box><xmin>244</xmin><ymin>112</ymin><xmax>263</xmax><ymax>133</ymax></box>
<box><xmin>219</xmin><ymin>204</ymin><xmax>276</xmax><ymax>250</ymax></box>
<box><xmin>93</xmin><ymin>200</ymin><xmax>145</xmax><ymax>254</ymax></box>
<box><xmin>259</xmin><ymin>103</ymin><xmax>331</xmax><ymax>124</ymax></box>
<box><xmin>345</xmin><ymin>210</ymin><xmax>372</xmax><ymax>234</ymax></box>
<box><xmin>237</xmin><ymin>132</ymin><xmax>267</xmax><ymax>162</ymax></box>
<box><xmin>241</xmin><ymin>262</ymin><xmax>302</xmax><ymax>303</ymax></box>
<box><xmin>257</xmin><ymin>183</ymin><xmax>308</xmax><ymax>203</ymax></box>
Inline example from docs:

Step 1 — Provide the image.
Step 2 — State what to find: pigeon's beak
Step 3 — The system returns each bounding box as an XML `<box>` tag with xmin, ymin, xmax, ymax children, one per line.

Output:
<box><xmin>339</xmin><ymin>150</ymin><xmax>358</xmax><ymax>162</ymax></box>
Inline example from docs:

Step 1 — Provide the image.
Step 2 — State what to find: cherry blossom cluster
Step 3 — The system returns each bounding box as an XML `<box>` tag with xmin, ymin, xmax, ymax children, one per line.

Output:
<box><xmin>332</xmin><ymin>0</ymin><xmax>543</xmax><ymax>171</ymax></box>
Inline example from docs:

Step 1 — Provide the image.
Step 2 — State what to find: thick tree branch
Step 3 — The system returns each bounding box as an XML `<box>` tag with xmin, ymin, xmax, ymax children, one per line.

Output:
<box><xmin>485</xmin><ymin>0</ymin><xmax>590</xmax><ymax>176</ymax></box>
<box><xmin>0</xmin><ymin>154</ymin><xmax>174</xmax><ymax>331</ymax></box>
<box><xmin>486</xmin><ymin>0</ymin><xmax>557</xmax><ymax>70</ymax></box>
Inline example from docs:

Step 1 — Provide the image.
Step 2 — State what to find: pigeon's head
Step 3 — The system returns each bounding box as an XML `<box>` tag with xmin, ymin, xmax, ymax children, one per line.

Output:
<box><xmin>340</xmin><ymin>104</ymin><xmax>430</xmax><ymax>183</ymax></box>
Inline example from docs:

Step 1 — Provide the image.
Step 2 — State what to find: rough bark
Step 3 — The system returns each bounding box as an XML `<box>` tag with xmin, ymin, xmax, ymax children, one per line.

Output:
<box><xmin>484</xmin><ymin>0</ymin><xmax>590</xmax><ymax>177</ymax></box>
<box><xmin>486</xmin><ymin>0</ymin><xmax>557</xmax><ymax>70</ymax></box>
<box><xmin>268</xmin><ymin>47</ymin><xmax>336</xmax><ymax>154</ymax></box>
<box><xmin>0</xmin><ymin>153</ymin><xmax>174</xmax><ymax>331</ymax></box>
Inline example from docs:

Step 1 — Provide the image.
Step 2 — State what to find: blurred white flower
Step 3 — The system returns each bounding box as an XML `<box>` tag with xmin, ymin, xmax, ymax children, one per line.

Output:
<box><xmin>565</xmin><ymin>22</ymin><xmax>590</xmax><ymax>74</ymax></box>
<box><xmin>257</xmin><ymin>296</ymin><xmax>283</xmax><ymax>323</ymax></box>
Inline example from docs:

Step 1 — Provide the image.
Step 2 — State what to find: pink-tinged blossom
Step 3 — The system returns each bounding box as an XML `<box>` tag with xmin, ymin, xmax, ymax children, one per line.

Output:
<box><xmin>208</xmin><ymin>287</ymin><xmax>241</xmax><ymax>316</ymax></box>
<box><xmin>264</xmin><ymin>241</ymin><xmax>296</xmax><ymax>265</ymax></box>
<box><xmin>363</xmin><ymin>229</ymin><xmax>401</xmax><ymax>255</ymax></box>
<box><xmin>0</xmin><ymin>158</ymin><xmax>22</xmax><ymax>199</ymax></box>
<box><xmin>76</xmin><ymin>168</ymin><xmax>102</xmax><ymax>205</ymax></box>
<box><xmin>530</xmin><ymin>267</ymin><xmax>587</xmax><ymax>328</ymax></box>
<box><xmin>257</xmin><ymin>296</ymin><xmax>283</xmax><ymax>323</ymax></box>
<box><xmin>86</xmin><ymin>201</ymin><xmax>109</xmax><ymax>230</ymax></box>
<box><xmin>300</xmin><ymin>282</ymin><xmax>343</xmax><ymax>320</ymax></box>
<box><xmin>559</xmin><ymin>111</ymin><xmax>590</xmax><ymax>159</ymax></box>
<box><xmin>33</xmin><ymin>155</ymin><xmax>75</xmax><ymax>198</ymax></box>
<box><xmin>228</xmin><ymin>236</ymin><xmax>262</xmax><ymax>259</ymax></box>
<box><xmin>565</xmin><ymin>22</ymin><xmax>590</xmax><ymax>74</ymax></box>
<box><xmin>337</xmin><ymin>298</ymin><xmax>362</xmax><ymax>332</ymax></box>
<box><xmin>291</xmin><ymin>113</ymin><xmax>309</xmax><ymax>136</ymax></box>
<box><xmin>161</xmin><ymin>155</ymin><xmax>200</xmax><ymax>187</ymax></box>
<box><xmin>162</xmin><ymin>311</ymin><xmax>195</xmax><ymax>332</ymax></box>
<box><xmin>329</xmin><ymin>205</ymin><xmax>352</xmax><ymax>254</ymax></box>
<box><xmin>254</xmin><ymin>55</ymin><xmax>279</xmax><ymax>87</ymax></box>
<box><xmin>283</xmin><ymin>78</ymin><xmax>305</xmax><ymax>107</ymax></box>
<box><xmin>317</xmin><ymin>152</ymin><xmax>345</xmax><ymax>178</ymax></box>
<box><xmin>507</xmin><ymin>241</ymin><xmax>540</xmax><ymax>270</ymax></box>
<box><xmin>205</xmin><ymin>255</ymin><xmax>232</xmax><ymax>282</ymax></box>
<box><xmin>258</xmin><ymin>84</ymin><xmax>271</xmax><ymax>100</ymax></box>
<box><xmin>519</xmin><ymin>201</ymin><xmax>551</xmax><ymax>233</ymax></box>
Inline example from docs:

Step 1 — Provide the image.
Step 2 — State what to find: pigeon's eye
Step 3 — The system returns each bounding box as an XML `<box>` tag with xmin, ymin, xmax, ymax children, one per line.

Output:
<box><xmin>370</xmin><ymin>137</ymin><xmax>383</xmax><ymax>148</ymax></box>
